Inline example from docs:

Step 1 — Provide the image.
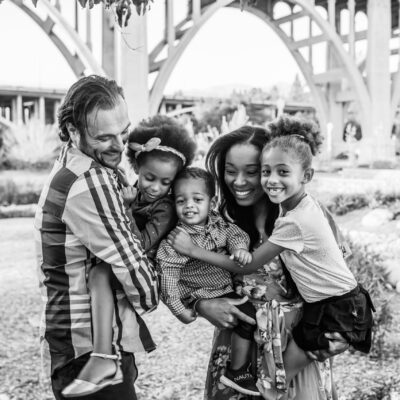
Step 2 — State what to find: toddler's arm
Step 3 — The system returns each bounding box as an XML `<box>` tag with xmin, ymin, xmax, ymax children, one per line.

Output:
<box><xmin>167</xmin><ymin>227</ymin><xmax>283</xmax><ymax>274</ymax></box>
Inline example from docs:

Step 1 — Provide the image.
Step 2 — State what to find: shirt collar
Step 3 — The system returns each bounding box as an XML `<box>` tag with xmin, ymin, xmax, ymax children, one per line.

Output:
<box><xmin>178</xmin><ymin>210</ymin><xmax>223</xmax><ymax>234</ymax></box>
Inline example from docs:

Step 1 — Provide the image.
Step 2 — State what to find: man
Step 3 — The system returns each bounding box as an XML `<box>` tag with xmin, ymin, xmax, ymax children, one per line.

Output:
<box><xmin>34</xmin><ymin>75</ymin><xmax>158</xmax><ymax>399</ymax></box>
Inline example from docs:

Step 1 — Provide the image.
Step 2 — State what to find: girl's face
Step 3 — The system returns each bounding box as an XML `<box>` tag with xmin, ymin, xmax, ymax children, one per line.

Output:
<box><xmin>260</xmin><ymin>147</ymin><xmax>307</xmax><ymax>211</ymax></box>
<box><xmin>224</xmin><ymin>143</ymin><xmax>265</xmax><ymax>207</ymax></box>
<box><xmin>137</xmin><ymin>156</ymin><xmax>180</xmax><ymax>203</ymax></box>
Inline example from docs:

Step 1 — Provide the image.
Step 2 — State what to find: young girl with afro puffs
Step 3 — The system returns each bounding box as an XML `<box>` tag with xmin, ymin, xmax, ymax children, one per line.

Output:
<box><xmin>62</xmin><ymin>115</ymin><xmax>196</xmax><ymax>398</ymax></box>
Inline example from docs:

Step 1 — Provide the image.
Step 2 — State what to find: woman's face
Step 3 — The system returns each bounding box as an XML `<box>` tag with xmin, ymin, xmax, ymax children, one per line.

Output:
<box><xmin>224</xmin><ymin>143</ymin><xmax>265</xmax><ymax>207</ymax></box>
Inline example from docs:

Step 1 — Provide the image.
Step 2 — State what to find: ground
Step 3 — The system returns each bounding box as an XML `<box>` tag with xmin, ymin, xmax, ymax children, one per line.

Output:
<box><xmin>0</xmin><ymin>210</ymin><xmax>399</xmax><ymax>400</ymax></box>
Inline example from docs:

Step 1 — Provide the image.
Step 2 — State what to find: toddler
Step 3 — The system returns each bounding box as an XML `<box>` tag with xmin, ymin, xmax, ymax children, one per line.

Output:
<box><xmin>156</xmin><ymin>167</ymin><xmax>262</xmax><ymax>397</ymax></box>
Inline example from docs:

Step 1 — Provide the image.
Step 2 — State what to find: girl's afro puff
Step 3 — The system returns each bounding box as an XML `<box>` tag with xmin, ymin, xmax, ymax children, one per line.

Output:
<box><xmin>266</xmin><ymin>116</ymin><xmax>323</xmax><ymax>156</ymax></box>
<box><xmin>127</xmin><ymin>115</ymin><xmax>197</xmax><ymax>170</ymax></box>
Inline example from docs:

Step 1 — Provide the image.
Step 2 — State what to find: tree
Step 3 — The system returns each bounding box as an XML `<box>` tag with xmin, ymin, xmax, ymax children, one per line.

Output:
<box><xmin>289</xmin><ymin>73</ymin><xmax>305</xmax><ymax>102</ymax></box>
<box><xmin>0</xmin><ymin>0</ymin><xmax>257</xmax><ymax>27</ymax></box>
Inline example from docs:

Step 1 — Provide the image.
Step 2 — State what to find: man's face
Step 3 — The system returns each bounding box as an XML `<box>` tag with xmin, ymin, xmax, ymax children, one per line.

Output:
<box><xmin>77</xmin><ymin>96</ymin><xmax>130</xmax><ymax>170</ymax></box>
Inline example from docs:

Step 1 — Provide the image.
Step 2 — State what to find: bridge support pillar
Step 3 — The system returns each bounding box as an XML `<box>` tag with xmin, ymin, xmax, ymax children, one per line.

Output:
<box><xmin>12</xmin><ymin>95</ymin><xmax>23</xmax><ymax>125</ymax></box>
<box><xmin>361</xmin><ymin>0</ymin><xmax>394</xmax><ymax>164</ymax></box>
<box><xmin>119</xmin><ymin>13</ymin><xmax>149</xmax><ymax>124</ymax></box>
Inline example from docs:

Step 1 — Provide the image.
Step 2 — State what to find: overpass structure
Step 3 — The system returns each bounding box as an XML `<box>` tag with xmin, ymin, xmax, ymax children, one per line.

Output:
<box><xmin>3</xmin><ymin>0</ymin><xmax>399</xmax><ymax>163</ymax></box>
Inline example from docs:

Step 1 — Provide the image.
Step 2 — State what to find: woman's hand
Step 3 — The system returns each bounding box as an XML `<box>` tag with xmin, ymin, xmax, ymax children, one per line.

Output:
<box><xmin>167</xmin><ymin>227</ymin><xmax>197</xmax><ymax>257</ymax></box>
<box><xmin>306</xmin><ymin>332</ymin><xmax>350</xmax><ymax>361</ymax></box>
<box><xmin>196</xmin><ymin>297</ymin><xmax>256</xmax><ymax>329</ymax></box>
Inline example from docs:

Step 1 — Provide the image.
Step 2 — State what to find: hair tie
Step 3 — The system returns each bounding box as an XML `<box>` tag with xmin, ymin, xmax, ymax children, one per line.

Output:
<box><xmin>128</xmin><ymin>137</ymin><xmax>186</xmax><ymax>165</ymax></box>
<box><xmin>290</xmin><ymin>134</ymin><xmax>306</xmax><ymax>141</ymax></box>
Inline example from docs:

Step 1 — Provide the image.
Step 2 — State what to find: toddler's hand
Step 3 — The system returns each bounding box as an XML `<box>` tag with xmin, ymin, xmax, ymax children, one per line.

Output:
<box><xmin>176</xmin><ymin>309</ymin><xmax>196</xmax><ymax>324</ymax></box>
<box><xmin>167</xmin><ymin>227</ymin><xmax>196</xmax><ymax>257</ymax></box>
<box><xmin>230</xmin><ymin>248</ymin><xmax>252</xmax><ymax>266</ymax></box>
<box><xmin>121</xmin><ymin>186</ymin><xmax>137</xmax><ymax>208</ymax></box>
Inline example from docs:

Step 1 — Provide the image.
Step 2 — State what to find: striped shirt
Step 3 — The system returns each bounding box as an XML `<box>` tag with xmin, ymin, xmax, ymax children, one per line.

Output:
<box><xmin>156</xmin><ymin>211</ymin><xmax>250</xmax><ymax>316</ymax></box>
<box><xmin>34</xmin><ymin>143</ymin><xmax>159</xmax><ymax>375</ymax></box>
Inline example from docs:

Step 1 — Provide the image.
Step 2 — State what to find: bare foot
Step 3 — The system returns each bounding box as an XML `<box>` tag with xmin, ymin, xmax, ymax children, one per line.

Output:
<box><xmin>77</xmin><ymin>356</ymin><xmax>118</xmax><ymax>384</ymax></box>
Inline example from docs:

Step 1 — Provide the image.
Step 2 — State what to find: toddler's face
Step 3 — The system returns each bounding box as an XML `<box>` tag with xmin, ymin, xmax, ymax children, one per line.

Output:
<box><xmin>174</xmin><ymin>178</ymin><xmax>214</xmax><ymax>226</ymax></box>
<box><xmin>137</xmin><ymin>156</ymin><xmax>179</xmax><ymax>203</ymax></box>
<box><xmin>260</xmin><ymin>147</ymin><xmax>306</xmax><ymax>210</ymax></box>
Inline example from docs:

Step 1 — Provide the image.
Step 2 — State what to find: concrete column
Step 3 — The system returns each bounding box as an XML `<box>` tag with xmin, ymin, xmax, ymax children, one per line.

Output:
<box><xmin>86</xmin><ymin>8</ymin><xmax>92</xmax><ymax>50</ymax></box>
<box><xmin>102</xmin><ymin>10</ymin><xmax>116</xmax><ymax>78</ymax></box>
<box><xmin>363</xmin><ymin>0</ymin><xmax>394</xmax><ymax>163</ymax></box>
<box><xmin>53</xmin><ymin>100</ymin><xmax>60</xmax><ymax>125</ymax></box>
<box><xmin>166</xmin><ymin>0</ymin><xmax>175</xmax><ymax>55</ymax></box>
<box><xmin>192</xmin><ymin>0</ymin><xmax>201</xmax><ymax>23</ymax></box>
<box><xmin>39</xmin><ymin>96</ymin><xmax>45</xmax><ymax>124</ymax></box>
<box><xmin>119</xmin><ymin>12</ymin><xmax>149</xmax><ymax>124</ymax></box>
<box><xmin>15</xmin><ymin>95</ymin><xmax>23</xmax><ymax>124</ymax></box>
<box><xmin>348</xmin><ymin>0</ymin><xmax>355</xmax><ymax>58</ymax></box>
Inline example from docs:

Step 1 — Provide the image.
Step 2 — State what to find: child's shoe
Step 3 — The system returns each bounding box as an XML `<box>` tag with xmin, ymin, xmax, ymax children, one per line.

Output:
<box><xmin>62</xmin><ymin>352</ymin><xmax>123</xmax><ymax>398</ymax></box>
<box><xmin>220</xmin><ymin>365</ymin><xmax>261</xmax><ymax>396</ymax></box>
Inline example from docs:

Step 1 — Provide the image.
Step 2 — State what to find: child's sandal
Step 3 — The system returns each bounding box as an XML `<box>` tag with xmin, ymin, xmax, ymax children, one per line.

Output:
<box><xmin>61</xmin><ymin>352</ymin><xmax>123</xmax><ymax>398</ymax></box>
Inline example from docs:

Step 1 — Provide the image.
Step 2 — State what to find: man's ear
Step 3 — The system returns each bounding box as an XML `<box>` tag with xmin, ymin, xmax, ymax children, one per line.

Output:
<box><xmin>302</xmin><ymin>167</ymin><xmax>314</xmax><ymax>184</ymax></box>
<box><xmin>210</xmin><ymin>196</ymin><xmax>218</xmax><ymax>210</ymax></box>
<box><xmin>66</xmin><ymin>122</ymin><xmax>80</xmax><ymax>147</ymax></box>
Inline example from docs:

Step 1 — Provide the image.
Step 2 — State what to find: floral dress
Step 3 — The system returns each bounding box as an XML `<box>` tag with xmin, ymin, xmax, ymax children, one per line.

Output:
<box><xmin>203</xmin><ymin>256</ymin><xmax>334</xmax><ymax>400</ymax></box>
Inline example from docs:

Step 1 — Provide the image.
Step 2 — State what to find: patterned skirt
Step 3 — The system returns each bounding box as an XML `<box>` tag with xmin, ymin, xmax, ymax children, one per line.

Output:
<box><xmin>203</xmin><ymin>299</ymin><xmax>334</xmax><ymax>400</ymax></box>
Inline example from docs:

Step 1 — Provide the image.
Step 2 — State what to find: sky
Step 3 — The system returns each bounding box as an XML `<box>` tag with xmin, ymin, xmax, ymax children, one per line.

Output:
<box><xmin>0</xmin><ymin>0</ymin><xmax>303</xmax><ymax>94</ymax></box>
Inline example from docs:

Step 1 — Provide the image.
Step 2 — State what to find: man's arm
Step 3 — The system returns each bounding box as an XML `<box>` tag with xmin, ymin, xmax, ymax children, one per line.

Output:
<box><xmin>63</xmin><ymin>167</ymin><xmax>158</xmax><ymax>313</ymax></box>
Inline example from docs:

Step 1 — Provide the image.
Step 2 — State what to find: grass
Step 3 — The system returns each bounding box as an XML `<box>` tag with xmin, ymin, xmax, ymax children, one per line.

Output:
<box><xmin>1</xmin><ymin>217</ymin><xmax>399</xmax><ymax>400</ymax></box>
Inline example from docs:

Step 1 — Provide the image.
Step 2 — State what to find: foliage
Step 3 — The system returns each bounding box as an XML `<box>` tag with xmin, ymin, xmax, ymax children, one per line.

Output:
<box><xmin>326</xmin><ymin>193</ymin><xmax>370</xmax><ymax>215</ymax></box>
<box><xmin>326</xmin><ymin>191</ymin><xmax>400</xmax><ymax>216</ymax></box>
<box><xmin>347</xmin><ymin>241</ymin><xmax>394</xmax><ymax>360</ymax></box>
<box><xmin>0</xmin><ymin>120</ymin><xmax>60</xmax><ymax>170</ymax></box>
<box><xmin>349</xmin><ymin>376</ymin><xmax>400</xmax><ymax>400</ymax></box>
<box><xmin>0</xmin><ymin>179</ymin><xmax>41</xmax><ymax>206</ymax></box>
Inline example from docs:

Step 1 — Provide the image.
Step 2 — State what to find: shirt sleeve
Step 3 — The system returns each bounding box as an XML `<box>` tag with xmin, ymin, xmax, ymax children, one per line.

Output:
<box><xmin>63</xmin><ymin>167</ymin><xmax>159</xmax><ymax>313</ymax></box>
<box><xmin>225</xmin><ymin>222</ymin><xmax>250</xmax><ymax>254</ymax></box>
<box><xmin>156</xmin><ymin>239</ymin><xmax>188</xmax><ymax>316</ymax></box>
<box><xmin>268</xmin><ymin>216</ymin><xmax>304</xmax><ymax>253</ymax></box>
<box><xmin>136</xmin><ymin>198</ymin><xmax>177</xmax><ymax>252</ymax></box>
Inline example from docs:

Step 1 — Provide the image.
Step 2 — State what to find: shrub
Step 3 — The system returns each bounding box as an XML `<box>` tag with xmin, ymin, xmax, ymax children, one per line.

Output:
<box><xmin>347</xmin><ymin>241</ymin><xmax>394</xmax><ymax>359</ymax></box>
<box><xmin>0</xmin><ymin>179</ymin><xmax>41</xmax><ymax>205</ymax></box>
<box><xmin>0</xmin><ymin>120</ymin><xmax>60</xmax><ymax>170</ymax></box>
<box><xmin>349</xmin><ymin>376</ymin><xmax>400</xmax><ymax>400</ymax></box>
<box><xmin>326</xmin><ymin>193</ymin><xmax>370</xmax><ymax>215</ymax></box>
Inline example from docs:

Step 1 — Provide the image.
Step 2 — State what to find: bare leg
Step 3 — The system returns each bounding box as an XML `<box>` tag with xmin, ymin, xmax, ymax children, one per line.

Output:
<box><xmin>76</xmin><ymin>262</ymin><xmax>117</xmax><ymax>383</ymax></box>
<box><xmin>283</xmin><ymin>339</ymin><xmax>311</xmax><ymax>385</ymax></box>
<box><xmin>230</xmin><ymin>333</ymin><xmax>252</xmax><ymax>370</ymax></box>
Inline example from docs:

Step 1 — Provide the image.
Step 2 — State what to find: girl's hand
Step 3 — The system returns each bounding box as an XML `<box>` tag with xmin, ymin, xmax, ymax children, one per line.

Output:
<box><xmin>117</xmin><ymin>166</ymin><xmax>130</xmax><ymax>187</ymax></box>
<box><xmin>176</xmin><ymin>309</ymin><xmax>196</xmax><ymax>324</ymax></box>
<box><xmin>167</xmin><ymin>227</ymin><xmax>196</xmax><ymax>257</ymax></box>
<box><xmin>121</xmin><ymin>186</ymin><xmax>137</xmax><ymax>208</ymax></box>
<box><xmin>230</xmin><ymin>248</ymin><xmax>252</xmax><ymax>266</ymax></box>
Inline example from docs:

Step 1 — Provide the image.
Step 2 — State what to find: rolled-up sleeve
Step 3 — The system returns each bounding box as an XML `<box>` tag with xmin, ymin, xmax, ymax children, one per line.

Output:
<box><xmin>137</xmin><ymin>198</ymin><xmax>177</xmax><ymax>252</ymax></box>
<box><xmin>225</xmin><ymin>222</ymin><xmax>250</xmax><ymax>254</ymax></box>
<box><xmin>63</xmin><ymin>167</ymin><xmax>158</xmax><ymax>313</ymax></box>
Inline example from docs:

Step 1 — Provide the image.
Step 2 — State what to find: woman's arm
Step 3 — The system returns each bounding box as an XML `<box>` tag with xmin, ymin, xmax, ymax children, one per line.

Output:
<box><xmin>167</xmin><ymin>227</ymin><xmax>284</xmax><ymax>274</ymax></box>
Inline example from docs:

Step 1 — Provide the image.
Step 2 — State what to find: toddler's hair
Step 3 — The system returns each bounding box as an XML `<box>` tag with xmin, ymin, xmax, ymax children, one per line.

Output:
<box><xmin>127</xmin><ymin>115</ymin><xmax>196</xmax><ymax>170</ymax></box>
<box><xmin>173</xmin><ymin>167</ymin><xmax>215</xmax><ymax>198</ymax></box>
<box><xmin>264</xmin><ymin>116</ymin><xmax>323</xmax><ymax>169</ymax></box>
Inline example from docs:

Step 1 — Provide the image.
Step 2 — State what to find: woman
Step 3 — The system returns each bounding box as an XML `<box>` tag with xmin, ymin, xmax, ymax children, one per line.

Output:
<box><xmin>193</xmin><ymin>126</ymin><xmax>348</xmax><ymax>400</ymax></box>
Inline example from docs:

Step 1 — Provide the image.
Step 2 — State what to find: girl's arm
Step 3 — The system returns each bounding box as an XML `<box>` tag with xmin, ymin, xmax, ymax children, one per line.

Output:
<box><xmin>167</xmin><ymin>227</ymin><xmax>284</xmax><ymax>274</ymax></box>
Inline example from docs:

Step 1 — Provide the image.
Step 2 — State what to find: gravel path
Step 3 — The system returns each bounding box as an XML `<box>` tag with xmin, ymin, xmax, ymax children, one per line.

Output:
<box><xmin>1</xmin><ymin>217</ymin><xmax>399</xmax><ymax>400</ymax></box>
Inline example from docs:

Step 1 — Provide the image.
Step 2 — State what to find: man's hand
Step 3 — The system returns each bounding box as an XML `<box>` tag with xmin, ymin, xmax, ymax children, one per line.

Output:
<box><xmin>167</xmin><ymin>227</ymin><xmax>196</xmax><ymax>257</ymax></box>
<box><xmin>196</xmin><ymin>296</ymin><xmax>256</xmax><ymax>329</ymax></box>
<box><xmin>176</xmin><ymin>309</ymin><xmax>197</xmax><ymax>324</ymax></box>
<box><xmin>230</xmin><ymin>248</ymin><xmax>252</xmax><ymax>266</ymax></box>
<box><xmin>121</xmin><ymin>186</ymin><xmax>137</xmax><ymax>208</ymax></box>
<box><xmin>306</xmin><ymin>332</ymin><xmax>350</xmax><ymax>362</ymax></box>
